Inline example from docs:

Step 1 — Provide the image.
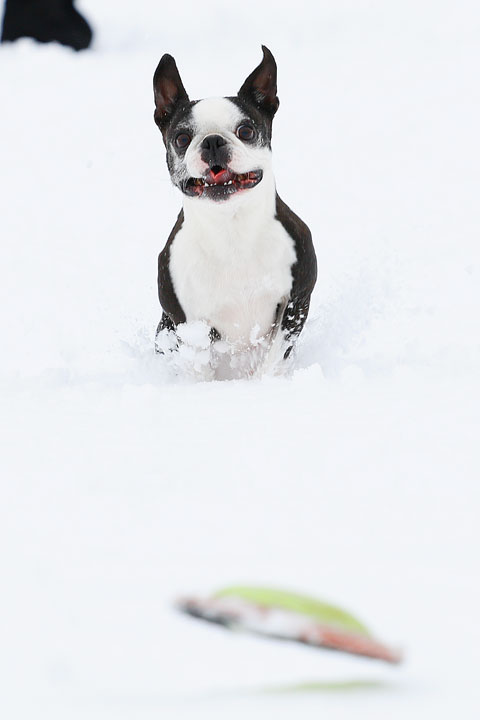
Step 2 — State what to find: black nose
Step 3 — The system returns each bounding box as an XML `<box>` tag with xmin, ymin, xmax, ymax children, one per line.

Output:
<box><xmin>201</xmin><ymin>134</ymin><xmax>227</xmax><ymax>150</ymax></box>
<box><xmin>200</xmin><ymin>134</ymin><xmax>231</xmax><ymax>169</ymax></box>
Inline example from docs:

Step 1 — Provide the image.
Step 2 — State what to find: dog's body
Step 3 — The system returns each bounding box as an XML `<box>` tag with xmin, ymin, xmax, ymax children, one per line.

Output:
<box><xmin>153</xmin><ymin>47</ymin><xmax>316</xmax><ymax>377</ymax></box>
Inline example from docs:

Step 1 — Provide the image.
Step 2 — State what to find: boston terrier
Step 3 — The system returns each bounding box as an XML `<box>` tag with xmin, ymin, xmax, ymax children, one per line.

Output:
<box><xmin>153</xmin><ymin>46</ymin><xmax>317</xmax><ymax>379</ymax></box>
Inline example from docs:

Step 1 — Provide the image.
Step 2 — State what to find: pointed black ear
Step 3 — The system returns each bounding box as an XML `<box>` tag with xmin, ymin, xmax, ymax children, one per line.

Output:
<box><xmin>238</xmin><ymin>45</ymin><xmax>279</xmax><ymax>117</ymax></box>
<box><xmin>153</xmin><ymin>54</ymin><xmax>189</xmax><ymax>130</ymax></box>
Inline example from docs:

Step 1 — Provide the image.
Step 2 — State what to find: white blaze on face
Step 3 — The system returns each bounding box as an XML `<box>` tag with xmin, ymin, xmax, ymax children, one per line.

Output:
<box><xmin>192</xmin><ymin>97</ymin><xmax>243</xmax><ymax>135</ymax></box>
<box><xmin>183</xmin><ymin>97</ymin><xmax>272</xmax><ymax>178</ymax></box>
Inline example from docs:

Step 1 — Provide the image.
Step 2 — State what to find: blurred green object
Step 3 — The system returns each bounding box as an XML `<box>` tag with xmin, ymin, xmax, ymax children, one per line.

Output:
<box><xmin>177</xmin><ymin>584</ymin><xmax>402</xmax><ymax>663</ymax></box>
<box><xmin>215</xmin><ymin>586</ymin><xmax>370</xmax><ymax>636</ymax></box>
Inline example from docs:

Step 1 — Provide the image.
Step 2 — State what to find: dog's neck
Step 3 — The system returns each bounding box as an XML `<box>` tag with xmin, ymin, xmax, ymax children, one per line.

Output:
<box><xmin>181</xmin><ymin>166</ymin><xmax>277</xmax><ymax>238</ymax></box>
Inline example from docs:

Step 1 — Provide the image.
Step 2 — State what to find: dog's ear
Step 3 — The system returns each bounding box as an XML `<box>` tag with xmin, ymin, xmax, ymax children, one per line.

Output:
<box><xmin>238</xmin><ymin>45</ymin><xmax>279</xmax><ymax>117</ymax></box>
<box><xmin>153</xmin><ymin>54</ymin><xmax>189</xmax><ymax>130</ymax></box>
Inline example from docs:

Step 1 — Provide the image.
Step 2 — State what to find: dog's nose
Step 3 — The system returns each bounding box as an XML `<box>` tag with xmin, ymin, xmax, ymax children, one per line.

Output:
<box><xmin>200</xmin><ymin>134</ymin><xmax>231</xmax><ymax>170</ymax></box>
<box><xmin>201</xmin><ymin>134</ymin><xmax>227</xmax><ymax>150</ymax></box>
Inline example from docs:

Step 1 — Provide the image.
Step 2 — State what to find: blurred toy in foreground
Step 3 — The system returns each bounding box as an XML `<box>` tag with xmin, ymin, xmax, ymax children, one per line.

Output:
<box><xmin>1</xmin><ymin>0</ymin><xmax>92</xmax><ymax>51</ymax></box>
<box><xmin>177</xmin><ymin>586</ymin><xmax>402</xmax><ymax>665</ymax></box>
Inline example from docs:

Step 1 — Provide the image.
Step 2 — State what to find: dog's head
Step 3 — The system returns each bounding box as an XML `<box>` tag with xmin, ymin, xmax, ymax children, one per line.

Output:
<box><xmin>153</xmin><ymin>46</ymin><xmax>279</xmax><ymax>202</ymax></box>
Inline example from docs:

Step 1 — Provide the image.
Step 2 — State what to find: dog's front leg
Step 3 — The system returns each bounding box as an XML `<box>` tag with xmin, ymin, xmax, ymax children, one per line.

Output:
<box><xmin>155</xmin><ymin>312</ymin><xmax>180</xmax><ymax>354</ymax></box>
<box><xmin>281</xmin><ymin>294</ymin><xmax>311</xmax><ymax>359</ymax></box>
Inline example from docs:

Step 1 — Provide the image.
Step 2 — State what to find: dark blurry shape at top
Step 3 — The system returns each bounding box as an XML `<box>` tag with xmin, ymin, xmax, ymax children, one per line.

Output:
<box><xmin>1</xmin><ymin>0</ymin><xmax>93</xmax><ymax>51</ymax></box>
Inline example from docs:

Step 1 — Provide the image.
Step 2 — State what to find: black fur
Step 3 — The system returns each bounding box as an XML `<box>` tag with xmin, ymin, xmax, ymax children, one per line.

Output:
<box><xmin>157</xmin><ymin>210</ymin><xmax>186</xmax><ymax>336</ymax></box>
<box><xmin>153</xmin><ymin>54</ymin><xmax>191</xmax><ymax>138</ymax></box>
<box><xmin>275</xmin><ymin>194</ymin><xmax>317</xmax><ymax>355</ymax></box>
<box><xmin>237</xmin><ymin>45</ymin><xmax>280</xmax><ymax>121</ymax></box>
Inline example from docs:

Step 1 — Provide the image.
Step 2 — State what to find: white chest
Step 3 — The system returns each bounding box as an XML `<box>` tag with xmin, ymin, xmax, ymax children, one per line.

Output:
<box><xmin>169</xmin><ymin>208</ymin><xmax>296</xmax><ymax>344</ymax></box>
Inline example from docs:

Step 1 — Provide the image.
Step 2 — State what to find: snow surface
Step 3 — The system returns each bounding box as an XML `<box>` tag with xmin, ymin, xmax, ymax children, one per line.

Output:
<box><xmin>1</xmin><ymin>0</ymin><xmax>480</xmax><ymax>717</ymax></box>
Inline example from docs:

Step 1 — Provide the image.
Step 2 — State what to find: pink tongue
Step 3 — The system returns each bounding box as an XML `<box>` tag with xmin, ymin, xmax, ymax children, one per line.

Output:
<box><xmin>208</xmin><ymin>168</ymin><xmax>228</xmax><ymax>183</ymax></box>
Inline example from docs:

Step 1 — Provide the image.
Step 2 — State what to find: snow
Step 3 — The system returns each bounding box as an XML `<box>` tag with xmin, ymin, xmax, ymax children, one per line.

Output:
<box><xmin>1</xmin><ymin>0</ymin><xmax>479</xmax><ymax>717</ymax></box>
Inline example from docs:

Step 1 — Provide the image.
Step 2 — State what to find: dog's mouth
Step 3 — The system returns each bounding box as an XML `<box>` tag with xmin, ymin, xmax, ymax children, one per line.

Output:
<box><xmin>183</xmin><ymin>167</ymin><xmax>263</xmax><ymax>200</ymax></box>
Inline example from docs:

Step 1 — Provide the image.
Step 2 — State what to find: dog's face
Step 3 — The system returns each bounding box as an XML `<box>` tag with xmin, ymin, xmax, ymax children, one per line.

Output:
<box><xmin>153</xmin><ymin>46</ymin><xmax>279</xmax><ymax>202</ymax></box>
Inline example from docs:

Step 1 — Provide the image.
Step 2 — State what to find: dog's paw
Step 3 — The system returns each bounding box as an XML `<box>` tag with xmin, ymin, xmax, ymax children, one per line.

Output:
<box><xmin>158</xmin><ymin>321</ymin><xmax>214</xmax><ymax>381</ymax></box>
<box><xmin>154</xmin><ymin>326</ymin><xmax>179</xmax><ymax>355</ymax></box>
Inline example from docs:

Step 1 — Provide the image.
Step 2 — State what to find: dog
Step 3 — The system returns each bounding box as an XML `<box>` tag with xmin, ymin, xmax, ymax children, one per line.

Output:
<box><xmin>153</xmin><ymin>46</ymin><xmax>317</xmax><ymax>379</ymax></box>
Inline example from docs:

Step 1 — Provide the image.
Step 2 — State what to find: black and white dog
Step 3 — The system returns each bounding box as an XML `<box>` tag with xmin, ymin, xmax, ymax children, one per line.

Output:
<box><xmin>153</xmin><ymin>46</ymin><xmax>316</xmax><ymax>379</ymax></box>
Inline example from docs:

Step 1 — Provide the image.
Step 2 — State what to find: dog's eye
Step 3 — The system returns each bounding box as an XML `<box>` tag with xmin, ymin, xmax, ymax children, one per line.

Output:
<box><xmin>175</xmin><ymin>133</ymin><xmax>191</xmax><ymax>149</ymax></box>
<box><xmin>236</xmin><ymin>124</ymin><xmax>255</xmax><ymax>142</ymax></box>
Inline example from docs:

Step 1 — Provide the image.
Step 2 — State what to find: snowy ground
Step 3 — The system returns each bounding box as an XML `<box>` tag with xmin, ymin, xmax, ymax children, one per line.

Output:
<box><xmin>1</xmin><ymin>0</ymin><xmax>480</xmax><ymax>718</ymax></box>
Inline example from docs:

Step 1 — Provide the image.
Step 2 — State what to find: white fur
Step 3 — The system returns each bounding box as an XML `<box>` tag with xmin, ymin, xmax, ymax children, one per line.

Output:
<box><xmin>192</xmin><ymin>97</ymin><xmax>243</xmax><ymax>136</ymax></box>
<box><xmin>169</xmin><ymin>97</ymin><xmax>296</xmax><ymax>354</ymax></box>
